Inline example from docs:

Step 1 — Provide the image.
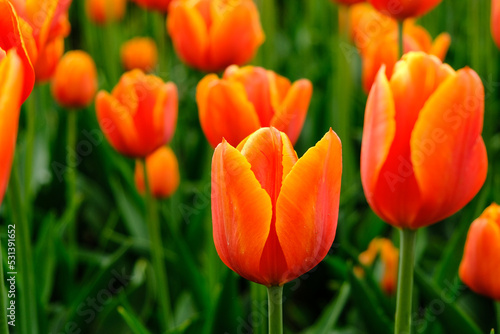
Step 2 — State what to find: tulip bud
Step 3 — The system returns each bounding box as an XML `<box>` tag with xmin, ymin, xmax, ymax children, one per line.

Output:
<box><xmin>121</xmin><ymin>37</ymin><xmax>158</xmax><ymax>72</ymax></box>
<box><xmin>86</xmin><ymin>0</ymin><xmax>127</xmax><ymax>25</ymax></box>
<box><xmin>131</xmin><ymin>0</ymin><xmax>172</xmax><ymax>12</ymax></box>
<box><xmin>368</xmin><ymin>0</ymin><xmax>442</xmax><ymax>20</ymax></box>
<box><xmin>52</xmin><ymin>51</ymin><xmax>98</xmax><ymax>109</ymax></box>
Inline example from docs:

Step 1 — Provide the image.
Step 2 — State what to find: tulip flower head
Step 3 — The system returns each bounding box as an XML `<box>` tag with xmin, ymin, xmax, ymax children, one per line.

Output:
<box><xmin>135</xmin><ymin>146</ymin><xmax>180</xmax><ymax>199</ymax></box>
<box><xmin>197</xmin><ymin>65</ymin><xmax>313</xmax><ymax>148</ymax></box>
<box><xmin>212</xmin><ymin>127</ymin><xmax>342</xmax><ymax>286</ymax></box>
<box><xmin>493</xmin><ymin>0</ymin><xmax>500</xmax><ymax>49</ymax></box>
<box><xmin>52</xmin><ymin>51</ymin><xmax>98</xmax><ymax>109</ymax></box>
<box><xmin>459</xmin><ymin>203</ymin><xmax>500</xmax><ymax>301</ymax></box>
<box><xmin>34</xmin><ymin>36</ymin><xmax>64</xmax><ymax>83</ymax></box>
<box><xmin>361</xmin><ymin>52</ymin><xmax>487</xmax><ymax>229</ymax></box>
<box><xmin>86</xmin><ymin>0</ymin><xmax>127</xmax><ymax>25</ymax></box>
<box><xmin>96</xmin><ymin>70</ymin><xmax>178</xmax><ymax>158</ymax></box>
<box><xmin>131</xmin><ymin>0</ymin><xmax>172</xmax><ymax>12</ymax></box>
<box><xmin>368</xmin><ymin>0</ymin><xmax>442</xmax><ymax>20</ymax></box>
<box><xmin>167</xmin><ymin>0</ymin><xmax>265</xmax><ymax>72</ymax></box>
<box><xmin>121</xmin><ymin>37</ymin><xmax>158</xmax><ymax>72</ymax></box>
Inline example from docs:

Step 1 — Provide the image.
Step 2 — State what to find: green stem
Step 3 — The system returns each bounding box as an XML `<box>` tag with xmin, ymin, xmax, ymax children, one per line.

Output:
<box><xmin>496</xmin><ymin>301</ymin><xmax>500</xmax><ymax>333</ymax></box>
<box><xmin>251</xmin><ymin>282</ymin><xmax>267</xmax><ymax>334</ymax></box>
<box><xmin>66</xmin><ymin>111</ymin><xmax>78</xmax><ymax>253</ymax></box>
<box><xmin>142</xmin><ymin>159</ymin><xmax>173</xmax><ymax>330</ymax></box>
<box><xmin>267</xmin><ymin>285</ymin><xmax>283</xmax><ymax>334</ymax></box>
<box><xmin>6</xmin><ymin>166</ymin><xmax>39</xmax><ymax>334</ymax></box>
<box><xmin>398</xmin><ymin>20</ymin><xmax>404</xmax><ymax>59</ymax></box>
<box><xmin>24</xmin><ymin>90</ymin><xmax>37</xmax><ymax>204</ymax></box>
<box><xmin>395</xmin><ymin>228</ymin><xmax>417</xmax><ymax>334</ymax></box>
<box><xmin>0</xmin><ymin>238</ymin><xmax>9</xmax><ymax>334</ymax></box>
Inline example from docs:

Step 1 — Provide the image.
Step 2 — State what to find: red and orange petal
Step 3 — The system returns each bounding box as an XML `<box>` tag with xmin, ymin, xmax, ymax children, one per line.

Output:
<box><xmin>0</xmin><ymin>50</ymin><xmax>24</xmax><ymax>206</ymax></box>
<box><xmin>135</xmin><ymin>146</ymin><xmax>180</xmax><ymax>199</ymax></box>
<box><xmin>121</xmin><ymin>37</ymin><xmax>158</xmax><ymax>72</ymax></box>
<box><xmin>368</xmin><ymin>0</ymin><xmax>442</xmax><ymax>20</ymax></box>
<box><xmin>131</xmin><ymin>0</ymin><xmax>172</xmax><ymax>12</ymax></box>
<box><xmin>34</xmin><ymin>36</ymin><xmax>64</xmax><ymax>83</ymax></box>
<box><xmin>493</xmin><ymin>0</ymin><xmax>500</xmax><ymax>49</ymax></box>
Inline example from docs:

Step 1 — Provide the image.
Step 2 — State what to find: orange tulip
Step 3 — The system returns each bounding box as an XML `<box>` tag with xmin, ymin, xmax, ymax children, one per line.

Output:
<box><xmin>361</xmin><ymin>52</ymin><xmax>487</xmax><ymax>229</ymax></box>
<box><xmin>0</xmin><ymin>0</ymin><xmax>35</xmax><ymax>102</ymax></box>
<box><xmin>52</xmin><ymin>51</ymin><xmax>98</xmax><ymax>109</ymax></box>
<box><xmin>135</xmin><ymin>146</ymin><xmax>180</xmax><ymax>199</ymax></box>
<box><xmin>121</xmin><ymin>37</ymin><xmax>158</xmax><ymax>72</ymax></box>
<box><xmin>349</xmin><ymin>4</ymin><xmax>450</xmax><ymax>92</ymax></box>
<box><xmin>34</xmin><ymin>36</ymin><xmax>64</xmax><ymax>83</ymax></box>
<box><xmin>493</xmin><ymin>0</ymin><xmax>500</xmax><ymax>49</ymax></box>
<box><xmin>368</xmin><ymin>0</ymin><xmax>442</xmax><ymax>20</ymax></box>
<box><xmin>86</xmin><ymin>0</ymin><xmax>127</xmax><ymax>24</ymax></box>
<box><xmin>459</xmin><ymin>203</ymin><xmax>500</xmax><ymax>301</ymax></box>
<box><xmin>357</xmin><ymin>238</ymin><xmax>399</xmax><ymax>295</ymax></box>
<box><xmin>96</xmin><ymin>70</ymin><xmax>178</xmax><ymax>157</ymax></box>
<box><xmin>212</xmin><ymin>127</ymin><xmax>342</xmax><ymax>286</ymax></box>
<box><xmin>167</xmin><ymin>0</ymin><xmax>265</xmax><ymax>72</ymax></box>
<box><xmin>0</xmin><ymin>50</ymin><xmax>27</xmax><ymax>206</ymax></box>
<box><xmin>131</xmin><ymin>0</ymin><xmax>171</xmax><ymax>12</ymax></box>
<box><xmin>197</xmin><ymin>65</ymin><xmax>312</xmax><ymax>148</ymax></box>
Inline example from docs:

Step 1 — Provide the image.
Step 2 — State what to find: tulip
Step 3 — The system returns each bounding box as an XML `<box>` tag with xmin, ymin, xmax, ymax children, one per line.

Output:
<box><xmin>96</xmin><ymin>69</ymin><xmax>178</xmax><ymax>157</ymax></box>
<box><xmin>135</xmin><ymin>146</ymin><xmax>180</xmax><ymax>199</ymax></box>
<box><xmin>459</xmin><ymin>203</ymin><xmax>500</xmax><ymax>301</ymax></box>
<box><xmin>357</xmin><ymin>238</ymin><xmax>399</xmax><ymax>295</ymax></box>
<box><xmin>52</xmin><ymin>51</ymin><xmax>98</xmax><ymax>109</ymax></box>
<box><xmin>121</xmin><ymin>37</ymin><xmax>158</xmax><ymax>72</ymax></box>
<box><xmin>361</xmin><ymin>52</ymin><xmax>487</xmax><ymax>229</ymax></box>
<box><xmin>34</xmin><ymin>36</ymin><xmax>64</xmax><ymax>83</ymax></box>
<box><xmin>131</xmin><ymin>0</ymin><xmax>171</xmax><ymax>12</ymax></box>
<box><xmin>167</xmin><ymin>0</ymin><xmax>265</xmax><ymax>72</ymax></box>
<box><xmin>212</xmin><ymin>127</ymin><xmax>342</xmax><ymax>286</ymax></box>
<box><xmin>0</xmin><ymin>50</ymin><xmax>26</xmax><ymax>206</ymax></box>
<box><xmin>86</xmin><ymin>0</ymin><xmax>127</xmax><ymax>24</ymax></box>
<box><xmin>197</xmin><ymin>65</ymin><xmax>312</xmax><ymax>148</ymax></box>
<box><xmin>368</xmin><ymin>0</ymin><xmax>442</xmax><ymax>20</ymax></box>
<box><xmin>493</xmin><ymin>0</ymin><xmax>500</xmax><ymax>49</ymax></box>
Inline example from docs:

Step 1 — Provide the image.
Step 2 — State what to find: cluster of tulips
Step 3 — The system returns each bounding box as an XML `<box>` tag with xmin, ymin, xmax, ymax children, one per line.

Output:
<box><xmin>1</xmin><ymin>0</ymin><xmax>500</xmax><ymax>333</ymax></box>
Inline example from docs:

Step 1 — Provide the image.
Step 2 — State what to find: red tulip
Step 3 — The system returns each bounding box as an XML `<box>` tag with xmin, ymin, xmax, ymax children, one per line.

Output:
<box><xmin>131</xmin><ymin>0</ymin><xmax>172</xmax><ymax>12</ymax></box>
<box><xmin>96</xmin><ymin>70</ymin><xmax>178</xmax><ymax>158</ymax></box>
<box><xmin>459</xmin><ymin>203</ymin><xmax>500</xmax><ymax>301</ymax></box>
<box><xmin>212</xmin><ymin>127</ymin><xmax>342</xmax><ymax>286</ymax></box>
<box><xmin>197</xmin><ymin>65</ymin><xmax>312</xmax><ymax>147</ymax></box>
<box><xmin>368</xmin><ymin>0</ymin><xmax>442</xmax><ymax>20</ymax></box>
<box><xmin>167</xmin><ymin>0</ymin><xmax>265</xmax><ymax>72</ymax></box>
<box><xmin>361</xmin><ymin>52</ymin><xmax>487</xmax><ymax>229</ymax></box>
<box><xmin>493</xmin><ymin>0</ymin><xmax>500</xmax><ymax>49</ymax></box>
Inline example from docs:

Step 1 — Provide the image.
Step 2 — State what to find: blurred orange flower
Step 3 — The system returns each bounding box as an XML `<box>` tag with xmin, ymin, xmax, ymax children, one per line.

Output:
<box><xmin>86</xmin><ymin>0</ymin><xmax>127</xmax><ymax>24</ymax></box>
<box><xmin>135</xmin><ymin>146</ymin><xmax>180</xmax><ymax>199</ymax></box>
<box><xmin>167</xmin><ymin>0</ymin><xmax>264</xmax><ymax>72</ymax></box>
<box><xmin>349</xmin><ymin>3</ymin><xmax>450</xmax><ymax>91</ymax></box>
<box><xmin>96</xmin><ymin>70</ymin><xmax>178</xmax><ymax>157</ymax></box>
<box><xmin>493</xmin><ymin>0</ymin><xmax>500</xmax><ymax>49</ymax></box>
<box><xmin>131</xmin><ymin>0</ymin><xmax>172</xmax><ymax>12</ymax></box>
<box><xmin>52</xmin><ymin>51</ymin><xmax>98</xmax><ymax>109</ymax></box>
<box><xmin>361</xmin><ymin>52</ymin><xmax>487</xmax><ymax>229</ymax></box>
<box><xmin>121</xmin><ymin>37</ymin><xmax>158</xmax><ymax>72</ymax></box>
<box><xmin>34</xmin><ymin>36</ymin><xmax>64</xmax><ymax>83</ymax></box>
<box><xmin>357</xmin><ymin>238</ymin><xmax>399</xmax><ymax>295</ymax></box>
<box><xmin>368</xmin><ymin>0</ymin><xmax>442</xmax><ymax>20</ymax></box>
<box><xmin>459</xmin><ymin>203</ymin><xmax>500</xmax><ymax>301</ymax></box>
<box><xmin>197</xmin><ymin>65</ymin><xmax>312</xmax><ymax>147</ymax></box>
<box><xmin>212</xmin><ymin>127</ymin><xmax>342</xmax><ymax>286</ymax></box>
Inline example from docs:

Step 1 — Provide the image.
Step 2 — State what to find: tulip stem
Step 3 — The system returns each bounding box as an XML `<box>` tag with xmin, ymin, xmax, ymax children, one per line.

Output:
<box><xmin>24</xmin><ymin>90</ymin><xmax>36</xmax><ymax>204</ymax></box>
<box><xmin>142</xmin><ymin>159</ymin><xmax>174</xmax><ymax>330</ymax></box>
<box><xmin>496</xmin><ymin>301</ymin><xmax>500</xmax><ymax>333</ymax></box>
<box><xmin>395</xmin><ymin>228</ymin><xmax>417</xmax><ymax>334</ymax></box>
<box><xmin>66</xmin><ymin>111</ymin><xmax>78</xmax><ymax>254</ymax></box>
<box><xmin>398</xmin><ymin>20</ymin><xmax>404</xmax><ymax>59</ymax></box>
<box><xmin>267</xmin><ymin>285</ymin><xmax>283</xmax><ymax>334</ymax></box>
<box><xmin>0</xmin><ymin>238</ymin><xmax>9</xmax><ymax>334</ymax></box>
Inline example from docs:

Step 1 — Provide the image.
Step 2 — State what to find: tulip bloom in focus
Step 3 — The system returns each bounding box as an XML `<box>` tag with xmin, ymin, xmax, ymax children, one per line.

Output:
<box><xmin>52</xmin><ymin>51</ymin><xmax>98</xmax><ymax>109</ymax></box>
<box><xmin>212</xmin><ymin>127</ymin><xmax>342</xmax><ymax>286</ymax></box>
<box><xmin>493</xmin><ymin>0</ymin><xmax>500</xmax><ymax>49</ymax></box>
<box><xmin>96</xmin><ymin>70</ymin><xmax>178</xmax><ymax>157</ymax></box>
<box><xmin>131</xmin><ymin>0</ymin><xmax>171</xmax><ymax>12</ymax></box>
<box><xmin>197</xmin><ymin>65</ymin><xmax>312</xmax><ymax>147</ymax></box>
<box><xmin>86</xmin><ymin>0</ymin><xmax>127</xmax><ymax>24</ymax></box>
<box><xmin>167</xmin><ymin>0</ymin><xmax>265</xmax><ymax>72</ymax></box>
<box><xmin>135</xmin><ymin>146</ymin><xmax>180</xmax><ymax>199</ymax></box>
<box><xmin>349</xmin><ymin>3</ymin><xmax>450</xmax><ymax>91</ymax></box>
<box><xmin>357</xmin><ymin>238</ymin><xmax>399</xmax><ymax>295</ymax></box>
<box><xmin>121</xmin><ymin>37</ymin><xmax>158</xmax><ymax>72</ymax></box>
<box><xmin>361</xmin><ymin>52</ymin><xmax>487</xmax><ymax>229</ymax></box>
<box><xmin>368</xmin><ymin>0</ymin><xmax>442</xmax><ymax>20</ymax></box>
<box><xmin>459</xmin><ymin>203</ymin><xmax>500</xmax><ymax>301</ymax></box>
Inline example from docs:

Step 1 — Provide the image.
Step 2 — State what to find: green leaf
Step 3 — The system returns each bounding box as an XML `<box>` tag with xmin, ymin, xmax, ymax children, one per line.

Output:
<box><xmin>118</xmin><ymin>306</ymin><xmax>152</xmax><ymax>334</ymax></box>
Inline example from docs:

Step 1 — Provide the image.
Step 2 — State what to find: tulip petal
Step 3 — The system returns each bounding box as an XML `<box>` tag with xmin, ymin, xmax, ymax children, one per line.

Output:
<box><xmin>493</xmin><ymin>0</ymin><xmax>500</xmax><ymax>49</ymax></box>
<box><xmin>271</xmin><ymin>79</ymin><xmax>312</xmax><ymax>145</ymax></box>
<box><xmin>212</xmin><ymin>140</ymin><xmax>273</xmax><ymax>285</ymax></box>
<box><xmin>276</xmin><ymin>129</ymin><xmax>342</xmax><ymax>284</ymax></box>
<box><xmin>154</xmin><ymin>82</ymin><xmax>178</xmax><ymax>146</ymax></box>
<box><xmin>429</xmin><ymin>33</ymin><xmax>451</xmax><ymax>61</ymax></box>
<box><xmin>196</xmin><ymin>77</ymin><xmax>261</xmax><ymax>147</ymax></box>
<box><xmin>410</xmin><ymin>68</ymin><xmax>487</xmax><ymax>227</ymax></box>
<box><xmin>167</xmin><ymin>2</ymin><xmax>209</xmax><ymax>70</ymax></box>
